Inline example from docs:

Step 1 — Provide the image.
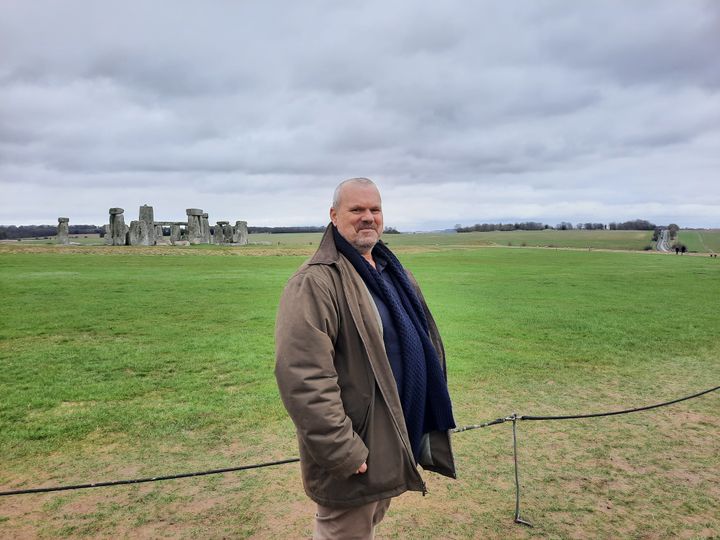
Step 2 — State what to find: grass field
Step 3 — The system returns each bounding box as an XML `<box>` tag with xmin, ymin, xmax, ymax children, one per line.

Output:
<box><xmin>5</xmin><ymin>228</ymin><xmax>656</xmax><ymax>252</ymax></box>
<box><xmin>677</xmin><ymin>229</ymin><xmax>720</xmax><ymax>254</ymax></box>
<box><xmin>0</xmin><ymin>234</ymin><xmax>106</xmax><ymax>246</ymax></box>
<box><xmin>250</xmin><ymin>229</ymin><xmax>656</xmax><ymax>251</ymax></box>
<box><xmin>1</xmin><ymin>242</ymin><xmax>718</xmax><ymax>538</ymax></box>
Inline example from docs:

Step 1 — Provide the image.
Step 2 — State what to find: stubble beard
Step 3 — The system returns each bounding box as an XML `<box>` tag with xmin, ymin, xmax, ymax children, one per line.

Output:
<box><xmin>352</xmin><ymin>228</ymin><xmax>379</xmax><ymax>254</ymax></box>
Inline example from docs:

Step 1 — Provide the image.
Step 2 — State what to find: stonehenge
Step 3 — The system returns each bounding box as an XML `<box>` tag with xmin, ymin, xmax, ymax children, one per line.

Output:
<box><xmin>201</xmin><ymin>213</ymin><xmax>211</xmax><ymax>244</ymax></box>
<box><xmin>170</xmin><ymin>223</ymin><xmax>183</xmax><ymax>244</ymax></box>
<box><xmin>233</xmin><ymin>221</ymin><xmax>248</xmax><ymax>244</ymax></box>
<box><xmin>56</xmin><ymin>217</ymin><xmax>69</xmax><ymax>245</ymax></box>
<box><xmin>186</xmin><ymin>208</ymin><xmax>204</xmax><ymax>244</ymax></box>
<box><xmin>98</xmin><ymin>205</ymin><xmax>248</xmax><ymax>246</ymax></box>
<box><xmin>137</xmin><ymin>205</ymin><xmax>155</xmax><ymax>245</ymax></box>
<box><xmin>154</xmin><ymin>225</ymin><xmax>166</xmax><ymax>244</ymax></box>
<box><xmin>215</xmin><ymin>221</ymin><xmax>231</xmax><ymax>245</ymax></box>
<box><xmin>108</xmin><ymin>208</ymin><xmax>128</xmax><ymax>246</ymax></box>
<box><xmin>128</xmin><ymin>221</ymin><xmax>140</xmax><ymax>245</ymax></box>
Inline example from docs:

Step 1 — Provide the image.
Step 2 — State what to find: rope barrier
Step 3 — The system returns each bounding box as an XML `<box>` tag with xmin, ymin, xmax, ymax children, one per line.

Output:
<box><xmin>1</xmin><ymin>385</ymin><xmax>718</xmax><ymax>526</ymax></box>
<box><xmin>518</xmin><ymin>385</ymin><xmax>720</xmax><ymax>421</ymax></box>
<box><xmin>0</xmin><ymin>458</ymin><xmax>300</xmax><ymax>497</ymax></box>
<box><xmin>503</xmin><ymin>385</ymin><xmax>719</xmax><ymax>527</ymax></box>
<box><xmin>511</xmin><ymin>414</ymin><xmax>532</xmax><ymax>527</ymax></box>
<box><xmin>450</xmin><ymin>415</ymin><xmax>510</xmax><ymax>432</ymax></box>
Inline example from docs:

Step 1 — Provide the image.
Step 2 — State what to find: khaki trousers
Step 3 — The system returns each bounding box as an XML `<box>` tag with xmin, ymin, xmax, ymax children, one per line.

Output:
<box><xmin>313</xmin><ymin>498</ymin><xmax>391</xmax><ymax>540</ymax></box>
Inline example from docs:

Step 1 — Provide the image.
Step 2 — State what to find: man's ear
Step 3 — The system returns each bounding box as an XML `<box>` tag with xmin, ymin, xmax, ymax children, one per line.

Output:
<box><xmin>329</xmin><ymin>207</ymin><xmax>337</xmax><ymax>226</ymax></box>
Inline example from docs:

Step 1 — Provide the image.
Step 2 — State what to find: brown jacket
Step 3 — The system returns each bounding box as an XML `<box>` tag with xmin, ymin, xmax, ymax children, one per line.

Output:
<box><xmin>275</xmin><ymin>226</ymin><xmax>456</xmax><ymax>508</ymax></box>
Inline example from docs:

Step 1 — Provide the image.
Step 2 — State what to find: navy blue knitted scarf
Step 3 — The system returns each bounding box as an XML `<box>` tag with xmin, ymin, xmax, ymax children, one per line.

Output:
<box><xmin>332</xmin><ymin>226</ymin><xmax>455</xmax><ymax>460</ymax></box>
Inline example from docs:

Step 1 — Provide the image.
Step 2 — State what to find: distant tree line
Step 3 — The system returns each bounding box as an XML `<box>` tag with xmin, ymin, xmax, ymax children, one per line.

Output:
<box><xmin>577</xmin><ymin>223</ymin><xmax>606</xmax><ymax>230</ymax></box>
<box><xmin>456</xmin><ymin>222</ymin><xmax>549</xmax><ymax>232</ymax></box>
<box><xmin>456</xmin><ymin>219</ymin><xmax>663</xmax><ymax>233</ymax></box>
<box><xmin>0</xmin><ymin>224</ymin><xmax>103</xmax><ymax>240</ymax></box>
<box><xmin>607</xmin><ymin>219</ymin><xmax>656</xmax><ymax>230</ymax></box>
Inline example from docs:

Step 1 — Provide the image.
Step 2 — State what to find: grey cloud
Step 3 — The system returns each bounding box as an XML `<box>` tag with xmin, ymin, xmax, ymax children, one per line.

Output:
<box><xmin>1</xmin><ymin>0</ymin><xmax>719</xmax><ymax>228</ymax></box>
<box><xmin>537</xmin><ymin>1</ymin><xmax>720</xmax><ymax>89</ymax></box>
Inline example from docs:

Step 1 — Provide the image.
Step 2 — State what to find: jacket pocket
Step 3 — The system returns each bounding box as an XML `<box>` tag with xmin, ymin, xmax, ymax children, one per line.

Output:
<box><xmin>303</xmin><ymin>387</ymin><xmax>422</xmax><ymax>506</ymax></box>
<box><xmin>354</xmin><ymin>400</ymin><xmax>372</xmax><ymax>438</ymax></box>
<box><xmin>355</xmin><ymin>389</ymin><xmax>420</xmax><ymax>493</ymax></box>
<box><xmin>341</xmin><ymin>382</ymin><xmax>375</xmax><ymax>437</ymax></box>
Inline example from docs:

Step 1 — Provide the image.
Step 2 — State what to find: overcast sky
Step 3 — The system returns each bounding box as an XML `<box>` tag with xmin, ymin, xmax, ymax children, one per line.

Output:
<box><xmin>1</xmin><ymin>1</ymin><xmax>718</xmax><ymax>230</ymax></box>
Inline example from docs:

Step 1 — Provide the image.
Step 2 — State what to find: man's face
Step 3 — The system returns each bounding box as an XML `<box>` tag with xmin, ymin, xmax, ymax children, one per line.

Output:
<box><xmin>330</xmin><ymin>183</ymin><xmax>383</xmax><ymax>254</ymax></box>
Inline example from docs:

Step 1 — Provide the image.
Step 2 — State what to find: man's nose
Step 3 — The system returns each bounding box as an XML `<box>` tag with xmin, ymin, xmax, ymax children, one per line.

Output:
<box><xmin>360</xmin><ymin>210</ymin><xmax>373</xmax><ymax>222</ymax></box>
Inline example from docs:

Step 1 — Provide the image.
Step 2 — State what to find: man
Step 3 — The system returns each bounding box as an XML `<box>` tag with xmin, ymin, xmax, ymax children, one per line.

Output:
<box><xmin>275</xmin><ymin>178</ymin><xmax>456</xmax><ymax>539</ymax></box>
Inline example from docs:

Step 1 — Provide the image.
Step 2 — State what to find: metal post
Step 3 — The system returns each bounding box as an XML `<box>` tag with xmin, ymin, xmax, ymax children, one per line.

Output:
<box><xmin>512</xmin><ymin>414</ymin><xmax>533</xmax><ymax>527</ymax></box>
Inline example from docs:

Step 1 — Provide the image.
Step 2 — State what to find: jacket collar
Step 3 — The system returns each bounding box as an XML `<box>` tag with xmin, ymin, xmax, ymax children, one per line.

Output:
<box><xmin>308</xmin><ymin>223</ymin><xmax>341</xmax><ymax>265</ymax></box>
<box><xmin>309</xmin><ymin>223</ymin><xmax>387</xmax><ymax>266</ymax></box>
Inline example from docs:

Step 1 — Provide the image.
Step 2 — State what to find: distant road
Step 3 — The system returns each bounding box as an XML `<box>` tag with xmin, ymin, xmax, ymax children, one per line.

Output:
<box><xmin>656</xmin><ymin>229</ymin><xmax>670</xmax><ymax>252</ymax></box>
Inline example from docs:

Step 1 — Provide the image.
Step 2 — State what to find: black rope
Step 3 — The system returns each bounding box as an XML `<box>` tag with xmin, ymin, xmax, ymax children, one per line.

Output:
<box><xmin>508</xmin><ymin>385</ymin><xmax>719</xmax><ymax>528</ymax></box>
<box><xmin>519</xmin><ymin>385</ymin><xmax>719</xmax><ymax>421</ymax></box>
<box><xmin>0</xmin><ymin>385</ymin><xmax>717</xmax><ymax>500</ymax></box>
<box><xmin>450</xmin><ymin>416</ymin><xmax>509</xmax><ymax>433</ymax></box>
<box><xmin>0</xmin><ymin>458</ymin><xmax>300</xmax><ymax>497</ymax></box>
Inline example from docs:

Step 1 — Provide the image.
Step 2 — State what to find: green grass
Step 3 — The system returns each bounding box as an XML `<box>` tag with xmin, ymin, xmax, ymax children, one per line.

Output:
<box><xmin>0</xmin><ymin>253</ymin><xmax>292</xmax><ymax>456</ymax></box>
<box><xmin>677</xmin><ymin>229</ymin><xmax>720</xmax><ymax>253</ymax></box>
<box><xmin>436</xmin><ymin>229</ymin><xmax>650</xmax><ymax>251</ymax></box>
<box><xmin>0</xmin><ymin>244</ymin><xmax>718</xmax><ymax>538</ymax></box>
<box><xmin>1</xmin><ymin>234</ymin><xmax>106</xmax><ymax>246</ymax></box>
<box><xmin>248</xmin><ymin>229</ymin><xmax>655</xmax><ymax>251</ymax></box>
<box><xmin>8</xmin><ymin>228</ymin><xmax>655</xmax><ymax>252</ymax></box>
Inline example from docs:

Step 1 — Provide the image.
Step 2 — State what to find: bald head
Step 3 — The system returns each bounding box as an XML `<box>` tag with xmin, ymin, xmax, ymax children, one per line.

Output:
<box><xmin>332</xmin><ymin>178</ymin><xmax>379</xmax><ymax>209</ymax></box>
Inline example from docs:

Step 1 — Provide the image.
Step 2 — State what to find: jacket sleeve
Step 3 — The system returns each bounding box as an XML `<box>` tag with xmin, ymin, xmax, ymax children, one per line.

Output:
<box><xmin>274</xmin><ymin>270</ymin><xmax>369</xmax><ymax>478</ymax></box>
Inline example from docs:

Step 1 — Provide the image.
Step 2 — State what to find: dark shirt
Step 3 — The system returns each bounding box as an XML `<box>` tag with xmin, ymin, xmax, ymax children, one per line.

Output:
<box><xmin>368</xmin><ymin>253</ymin><xmax>404</xmax><ymax>389</ymax></box>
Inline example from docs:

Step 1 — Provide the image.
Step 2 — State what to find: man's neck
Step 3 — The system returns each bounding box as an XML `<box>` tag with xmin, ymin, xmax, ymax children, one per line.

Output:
<box><xmin>361</xmin><ymin>251</ymin><xmax>376</xmax><ymax>269</ymax></box>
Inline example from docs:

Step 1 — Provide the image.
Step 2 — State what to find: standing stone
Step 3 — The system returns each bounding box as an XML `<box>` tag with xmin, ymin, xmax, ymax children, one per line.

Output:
<box><xmin>57</xmin><ymin>217</ymin><xmax>69</xmax><ymax>245</ymax></box>
<box><xmin>215</xmin><ymin>221</ymin><xmax>229</xmax><ymax>245</ymax></box>
<box><xmin>170</xmin><ymin>223</ymin><xmax>183</xmax><ymax>245</ymax></box>
<box><xmin>140</xmin><ymin>220</ymin><xmax>152</xmax><ymax>245</ymax></box>
<box><xmin>186</xmin><ymin>208</ymin><xmax>204</xmax><ymax>244</ymax></box>
<box><xmin>109</xmin><ymin>208</ymin><xmax>128</xmax><ymax>246</ymax></box>
<box><xmin>128</xmin><ymin>221</ymin><xmax>141</xmax><ymax>245</ymax></box>
<box><xmin>154</xmin><ymin>225</ymin><xmax>166</xmax><ymax>244</ymax></box>
<box><xmin>138</xmin><ymin>205</ymin><xmax>155</xmax><ymax>245</ymax></box>
<box><xmin>232</xmin><ymin>220</ymin><xmax>248</xmax><ymax>245</ymax></box>
<box><xmin>223</xmin><ymin>223</ymin><xmax>234</xmax><ymax>244</ymax></box>
<box><xmin>138</xmin><ymin>204</ymin><xmax>153</xmax><ymax>222</ymax></box>
<box><xmin>201</xmin><ymin>213</ymin><xmax>211</xmax><ymax>244</ymax></box>
<box><xmin>103</xmin><ymin>224</ymin><xmax>112</xmax><ymax>245</ymax></box>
